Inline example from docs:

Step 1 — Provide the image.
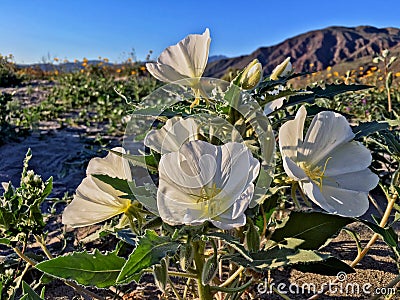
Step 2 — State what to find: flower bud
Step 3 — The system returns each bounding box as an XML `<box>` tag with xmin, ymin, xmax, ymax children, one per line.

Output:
<box><xmin>239</xmin><ymin>59</ymin><xmax>263</xmax><ymax>90</ymax></box>
<box><xmin>270</xmin><ymin>57</ymin><xmax>292</xmax><ymax>80</ymax></box>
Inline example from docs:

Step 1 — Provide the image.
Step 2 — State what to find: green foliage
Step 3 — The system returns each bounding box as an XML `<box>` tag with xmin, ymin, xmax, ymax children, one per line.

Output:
<box><xmin>40</xmin><ymin>67</ymin><xmax>158</xmax><ymax>132</ymax></box>
<box><xmin>0</xmin><ymin>93</ymin><xmax>20</xmax><ymax>144</ymax></box>
<box><xmin>117</xmin><ymin>230</ymin><xmax>180</xmax><ymax>283</ymax></box>
<box><xmin>361</xmin><ymin>219</ymin><xmax>400</xmax><ymax>259</ymax></box>
<box><xmin>293</xmin><ymin>257</ymin><xmax>355</xmax><ymax>275</ymax></box>
<box><xmin>0</xmin><ymin>55</ymin><xmax>22</xmax><ymax>87</ymax></box>
<box><xmin>0</xmin><ymin>149</ymin><xmax>52</xmax><ymax>239</ymax></box>
<box><xmin>35</xmin><ymin>250</ymin><xmax>125</xmax><ymax>288</ymax></box>
<box><xmin>20</xmin><ymin>281</ymin><xmax>44</xmax><ymax>300</ymax></box>
<box><xmin>270</xmin><ymin>211</ymin><xmax>354</xmax><ymax>250</ymax></box>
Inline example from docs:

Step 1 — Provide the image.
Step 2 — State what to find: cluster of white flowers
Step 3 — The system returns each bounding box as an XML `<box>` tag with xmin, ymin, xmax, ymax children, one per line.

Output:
<box><xmin>63</xmin><ymin>29</ymin><xmax>379</xmax><ymax>230</ymax></box>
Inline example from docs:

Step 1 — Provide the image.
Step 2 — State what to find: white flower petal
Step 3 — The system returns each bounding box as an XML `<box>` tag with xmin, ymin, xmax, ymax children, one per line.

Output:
<box><xmin>146</xmin><ymin>29</ymin><xmax>210</xmax><ymax>83</ymax></box>
<box><xmin>144</xmin><ymin>117</ymin><xmax>199</xmax><ymax>154</ymax></box>
<box><xmin>145</xmin><ymin>63</ymin><xmax>188</xmax><ymax>82</ymax></box>
<box><xmin>211</xmin><ymin>213</ymin><xmax>246</xmax><ymax>230</ymax></box>
<box><xmin>323</xmin><ymin>141</ymin><xmax>372</xmax><ymax>176</ymax></box>
<box><xmin>299</xmin><ymin>181</ymin><xmax>336</xmax><ymax>213</ymax></box>
<box><xmin>157</xmin><ymin>140</ymin><xmax>258</xmax><ymax>229</ymax></box>
<box><xmin>217</xmin><ymin>142</ymin><xmax>260</xmax><ymax>202</ymax></box>
<box><xmin>282</xmin><ymin>156</ymin><xmax>308</xmax><ymax>181</ymax></box>
<box><xmin>87</xmin><ymin>147</ymin><xmax>131</xmax><ymax>181</ymax></box>
<box><xmin>158</xmin><ymin>140</ymin><xmax>217</xmax><ymax>191</ymax></box>
<box><xmin>324</xmin><ymin>169</ymin><xmax>379</xmax><ymax>192</ymax></box>
<box><xmin>158</xmin><ymin>28</ymin><xmax>210</xmax><ymax>78</ymax></box>
<box><xmin>299</xmin><ymin>111</ymin><xmax>355</xmax><ymax>165</ymax></box>
<box><xmin>156</xmin><ymin>184</ymin><xmax>209</xmax><ymax>225</ymax></box>
<box><xmin>279</xmin><ymin>106</ymin><xmax>306</xmax><ymax>160</ymax></box>
<box><xmin>320</xmin><ymin>185</ymin><xmax>370</xmax><ymax>217</ymax></box>
<box><xmin>62</xmin><ymin>177</ymin><xmax>130</xmax><ymax>227</ymax></box>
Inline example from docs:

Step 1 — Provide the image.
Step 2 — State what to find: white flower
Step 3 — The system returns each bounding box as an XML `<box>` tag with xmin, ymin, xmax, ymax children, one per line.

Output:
<box><xmin>144</xmin><ymin>116</ymin><xmax>199</xmax><ymax>154</ymax></box>
<box><xmin>157</xmin><ymin>140</ymin><xmax>260</xmax><ymax>229</ymax></box>
<box><xmin>279</xmin><ymin>106</ymin><xmax>379</xmax><ymax>217</ymax></box>
<box><xmin>62</xmin><ymin>147</ymin><xmax>132</xmax><ymax>227</ymax></box>
<box><xmin>270</xmin><ymin>57</ymin><xmax>292</xmax><ymax>80</ymax></box>
<box><xmin>146</xmin><ymin>29</ymin><xmax>211</xmax><ymax>107</ymax></box>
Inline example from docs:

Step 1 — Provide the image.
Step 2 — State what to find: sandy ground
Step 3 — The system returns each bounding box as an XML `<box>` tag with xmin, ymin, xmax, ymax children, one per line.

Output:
<box><xmin>0</xmin><ymin>83</ymin><xmax>399</xmax><ymax>300</ymax></box>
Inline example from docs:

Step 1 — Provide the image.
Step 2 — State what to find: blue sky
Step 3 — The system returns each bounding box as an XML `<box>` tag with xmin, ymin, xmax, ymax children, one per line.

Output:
<box><xmin>2</xmin><ymin>0</ymin><xmax>400</xmax><ymax>64</ymax></box>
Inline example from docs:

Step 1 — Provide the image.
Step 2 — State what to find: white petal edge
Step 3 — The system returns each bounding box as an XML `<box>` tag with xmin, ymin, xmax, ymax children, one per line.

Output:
<box><xmin>279</xmin><ymin>106</ymin><xmax>306</xmax><ymax>160</ymax></box>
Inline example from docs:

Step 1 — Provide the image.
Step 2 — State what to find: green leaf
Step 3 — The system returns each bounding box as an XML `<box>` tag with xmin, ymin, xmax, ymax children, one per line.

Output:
<box><xmin>153</xmin><ymin>257</ymin><xmax>168</xmax><ymax>293</ymax></box>
<box><xmin>255</xmin><ymin>195</ymin><xmax>278</xmax><ymax>236</ymax></box>
<box><xmin>117</xmin><ymin>230</ymin><xmax>179</xmax><ymax>283</ymax></box>
<box><xmin>21</xmin><ymin>281</ymin><xmax>44</xmax><ymax>300</ymax></box>
<box><xmin>0</xmin><ymin>237</ymin><xmax>10</xmax><ymax>245</ymax></box>
<box><xmin>270</xmin><ymin>211</ymin><xmax>353</xmax><ymax>250</ymax></box>
<box><xmin>293</xmin><ymin>257</ymin><xmax>355</xmax><ymax>275</ymax></box>
<box><xmin>92</xmin><ymin>174</ymin><xmax>131</xmax><ymax>195</ymax></box>
<box><xmin>0</xmin><ymin>207</ymin><xmax>16</xmax><ymax>230</ymax></box>
<box><xmin>114</xmin><ymin>229</ymin><xmax>137</xmax><ymax>246</ymax></box>
<box><xmin>360</xmin><ymin>220</ymin><xmax>399</xmax><ymax>253</ymax></box>
<box><xmin>285</xmin><ymin>83</ymin><xmax>372</xmax><ymax>108</ymax></box>
<box><xmin>352</xmin><ymin>121</ymin><xmax>389</xmax><ymax>139</ymax></box>
<box><xmin>206</xmin><ymin>232</ymin><xmax>253</xmax><ymax>262</ymax></box>
<box><xmin>109</xmin><ymin>149</ymin><xmax>158</xmax><ymax>172</ymax></box>
<box><xmin>35</xmin><ymin>250</ymin><xmax>125</xmax><ymax>288</ymax></box>
<box><xmin>227</xmin><ymin>246</ymin><xmax>330</xmax><ymax>269</ymax></box>
<box><xmin>310</xmin><ymin>83</ymin><xmax>372</xmax><ymax>99</ymax></box>
<box><xmin>245</xmin><ymin>218</ymin><xmax>260</xmax><ymax>252</ymax></box>
<box><xmin>41</xmin><ymin>177</ymin><xmax>53</xmax><ymax>201</ymax></box>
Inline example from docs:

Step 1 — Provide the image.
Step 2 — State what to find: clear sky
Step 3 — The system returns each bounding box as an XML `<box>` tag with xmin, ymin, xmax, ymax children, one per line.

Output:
<box><xmin>2</xmin><ymin>0</ymin><xmax>400</xmax><ymax>64</ymax></box>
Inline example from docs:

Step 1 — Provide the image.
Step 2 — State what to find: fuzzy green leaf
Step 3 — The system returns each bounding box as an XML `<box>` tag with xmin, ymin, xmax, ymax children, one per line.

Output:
<box><xmin>227</xmin><ymin>246</ymin><xmax>331</xmax><ymax>269</ymax></box>
<box><xmin>271</xmin><ymin>211</ymin><xmax>353</xmax><ymax>250</ymax></box>
<box><xmin>311</xmin><ymin>83</ymin><xmax>372</xmax><ymax>99</ymax></box>
<box><xmin>361</xmin><ymin>220</ymin><xmax>399</xmax><ymax>256</ymax></box>
<box><xmin>21</xmin><ymin>281</ymin><xmax>44</xmax><ymax>300</ymax></box>
<box><xmin>352</xmin><ymin>121</ymin><xmax>389</xmax><ymax>139</ymax></box>
<box><xmin>35</xmin><ymin>250</ymin><xmax>125</xmax><ymax>288</ymax></box>
<box><xmin>0</xmin><ymin>207</ymin><xmax>16</xmax><ymax>230</ymax></box>
<box><xmin>92</xmin><ymin>174</ymin><xmax>132</xmax><ymax>195</ymax></box>
<box><xmin>109</xmin><ymin>149</ymin><xmax>158</xmax><ymax>172</ymax></box>
<box><xmin>206</xmin><ymin>232</ymin><xmax>253</xmax><ymax>262</ymax></box>
<box><xmin>117</xmin><ymin>230</ymin><xmax>179</xmax><ymax>283</ymax></box>
<box><xmin>293</xmin><ymin>257</ymin><xmax>354</xmax><ymax>275</ymax></box>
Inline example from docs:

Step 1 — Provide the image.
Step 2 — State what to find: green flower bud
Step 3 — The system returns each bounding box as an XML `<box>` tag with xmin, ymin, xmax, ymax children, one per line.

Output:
<box><xmin>270</xmin><ymin>57</ymin><xmax>292</xmax><ymax>80</ymax></box>
<box><xmin>239</xmin><ymin>59</ymin><xmax>263</xmax><ymax>90</ymax></box>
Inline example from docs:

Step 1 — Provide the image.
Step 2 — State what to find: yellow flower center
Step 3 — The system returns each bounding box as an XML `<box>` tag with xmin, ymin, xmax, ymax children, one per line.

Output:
<box><xmin>298</xmin><ymin>157</ymin><xmax>331</xmax><ymax>191</ymax></box>
<box><xmin>195</xmin><ymin>183</ymin><xmax>222</xmax><ymax>216</ymax></box>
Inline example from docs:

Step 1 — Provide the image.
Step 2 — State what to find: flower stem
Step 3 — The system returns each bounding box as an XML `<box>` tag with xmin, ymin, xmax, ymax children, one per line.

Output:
<box><xmin>192</xmin><ymin>241</ymin><xmax>213</xmax><ymax>300</ymax></box>
<box><xmin>168</xmin><ymin>271</ymin><xmax>197</xmax><ymax>279</ymax></box>
<box><xmin>291</xmin><ymin>183</ymin><xmax>301</xmax><ymax>209</ymax></box>
<box><xmin>219</xmin><ymin>266</ymin><xmax>245</xmax><ymax>288</ymax></box>
<box><xmin>168</xmin><ymin>278</ymin><xmax>184</xmax><ymax>300</ymax></box>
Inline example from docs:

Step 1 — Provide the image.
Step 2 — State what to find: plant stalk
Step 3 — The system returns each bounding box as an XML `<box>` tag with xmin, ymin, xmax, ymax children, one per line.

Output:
<box><xmin>192</xmin><ymin>241</ymin><xmax>213</xmax><ymax>300</ymax></box>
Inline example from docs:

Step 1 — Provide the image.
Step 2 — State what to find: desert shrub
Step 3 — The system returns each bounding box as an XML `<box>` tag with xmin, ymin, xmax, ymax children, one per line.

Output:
<box><xmin>0</xmin><ymin>55</ymin><xmax>22</xmax><ymax>87</ymax></box>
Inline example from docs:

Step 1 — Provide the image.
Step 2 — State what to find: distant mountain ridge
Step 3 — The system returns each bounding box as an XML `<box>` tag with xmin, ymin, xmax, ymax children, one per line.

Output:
<box><xmin>204</xmin><ymin>26</ymin><xmax>400</xmax><ymax>78</ymax></box>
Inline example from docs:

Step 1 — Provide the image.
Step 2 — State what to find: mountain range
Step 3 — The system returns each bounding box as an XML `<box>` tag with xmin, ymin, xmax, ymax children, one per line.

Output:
<box><xmin>204</xmin><ymin>25</ymin><xmax>400</xmax><ymax>78</ymax></box>
<box><xmin>18</xmin><ymin>26</ymin><xmax>400</xmax><ymax>77</ymax></box>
